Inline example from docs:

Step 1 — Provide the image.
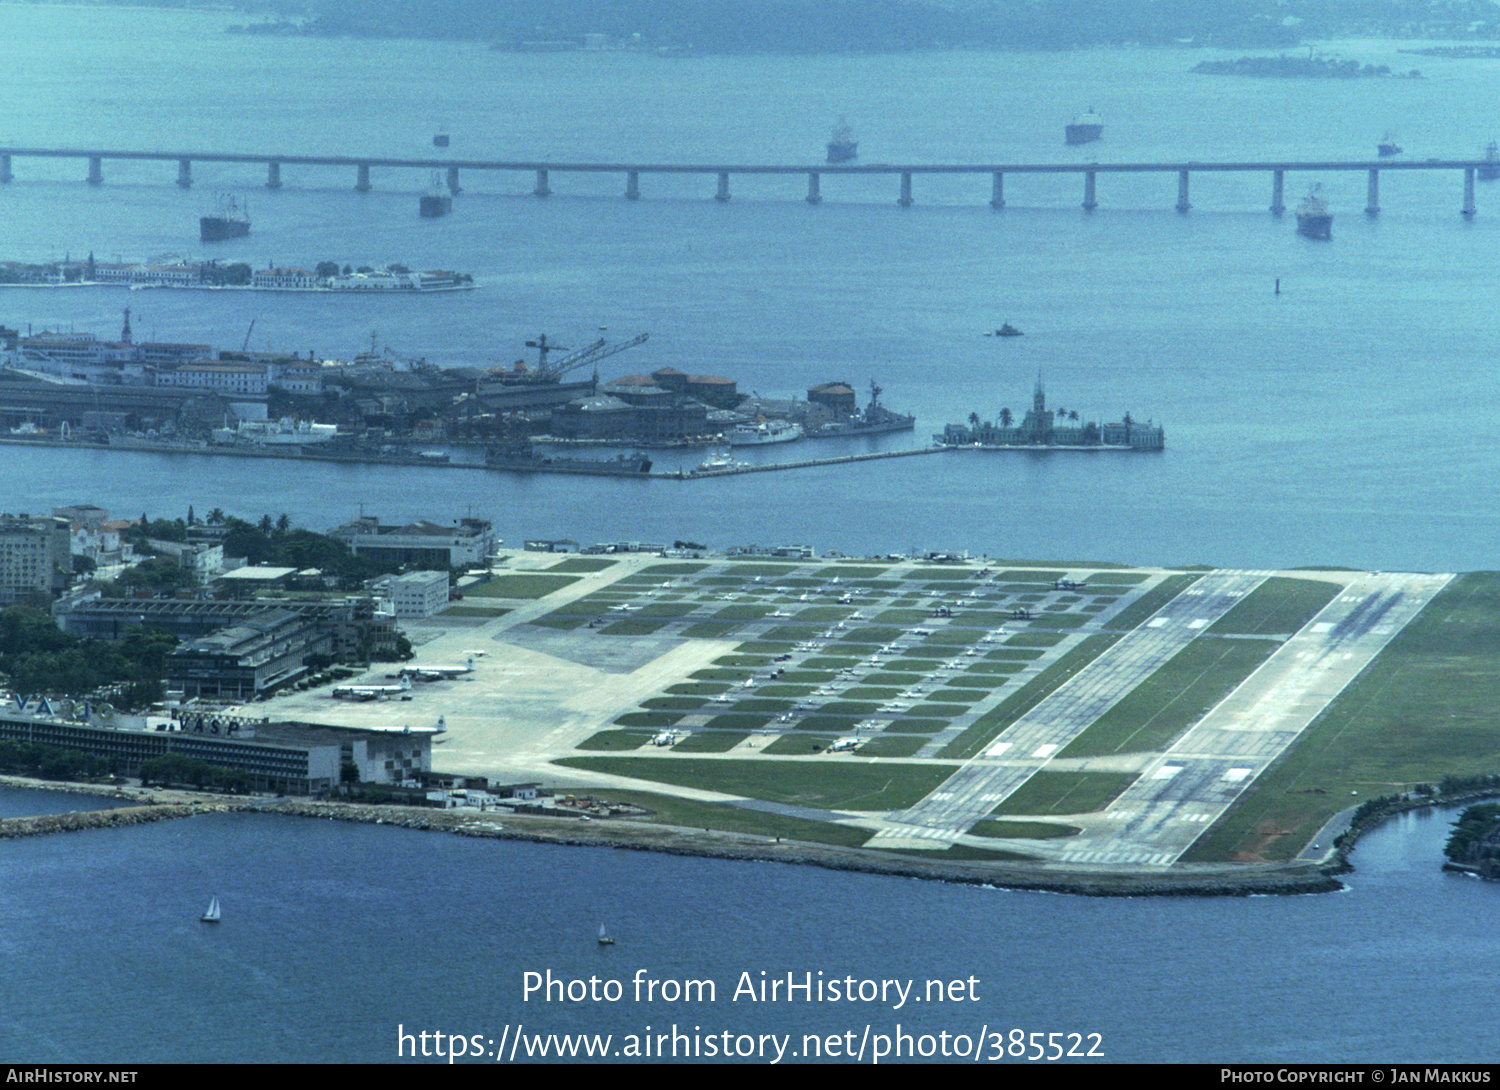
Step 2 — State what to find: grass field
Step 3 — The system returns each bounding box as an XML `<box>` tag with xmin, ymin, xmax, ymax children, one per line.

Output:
<box><xmin>467</xmin><ymin>573</ymin><xmax>581</xmax><ymax>599</ymax></box>
<box><xmin>555</xmin><ymin>756</ymin><xmax>957</xmax><ymax>811</ymax></box>
<box><xmin>1058</xmin><ymin>637</ymin><xmax>1280</xmax><ymax>758</ymax></box>
<box><xmin>1184</xmin><ymin>572</ymin><xmax>1500</xmax><ymax>862</ymax></box>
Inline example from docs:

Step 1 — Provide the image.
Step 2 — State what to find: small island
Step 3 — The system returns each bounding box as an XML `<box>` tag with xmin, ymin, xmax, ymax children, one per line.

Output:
<box><xmin>1193</xmin><ymin>55</ymin><xmax>1419</xmax><ymax>79</ymax></box>
<box><xmin>935</xmin><ymin>378</ymin><xmax>1164</xmax><ymax>451</ymax></box>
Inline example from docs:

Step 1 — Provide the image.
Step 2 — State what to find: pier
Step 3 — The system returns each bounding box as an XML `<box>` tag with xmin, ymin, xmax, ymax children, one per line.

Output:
<box><xmin>0</xmin><ymin>145</ymin><xmax>1493</xmax><ymax>213</ymax></box>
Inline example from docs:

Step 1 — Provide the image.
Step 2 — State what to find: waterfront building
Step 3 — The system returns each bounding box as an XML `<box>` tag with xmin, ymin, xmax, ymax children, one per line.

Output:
<box><xmin>155</xmin><ymin>362</ymin><xmax>269</xmax><ymax>397</ymax></box>
<box><xmin>0</xmin><ymin>707</ymin><xmax>433</xmax><ymax>794</ymax></box>
<box><xmin>330</xmin><ymin>516</ymin><xmax>496</xmax><ymax>569</ymax></box>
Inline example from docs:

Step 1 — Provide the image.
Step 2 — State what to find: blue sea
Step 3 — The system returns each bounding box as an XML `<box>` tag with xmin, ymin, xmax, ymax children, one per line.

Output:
<box><xmin>0</xmin><ymin>6</ymin><xmax>1498</xmax><ymax>1063</ymax></box>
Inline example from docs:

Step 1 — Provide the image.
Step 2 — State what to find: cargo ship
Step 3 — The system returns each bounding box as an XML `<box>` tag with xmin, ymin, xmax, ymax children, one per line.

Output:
<box><xmin>1480</xmin><ymin>142</ymin><xmax>1500</xmax><ymax>181</ymax></box>
<box><xmin>1065</xmin><ymin>109</ymin><xmax>1103</xmax><ymax>145</ymax></box>
<box><xmin>200</xmin><ymin>196</ymin><xmax>249</xmax><ymax>242</ymax></box>
<box><xmin>1296</xmin><ymin>186</ymin><xmax>1332</xmax><ymax>240</ymax></box>
<box><xmin>420</xmin><ymin>171</ymin><xmax>452</xmax><ymax>217</ymax></box>
<box><xmin>826</xmin><ymin>119</ymin><xmax>858</xmax><ymax>164</ymax></box>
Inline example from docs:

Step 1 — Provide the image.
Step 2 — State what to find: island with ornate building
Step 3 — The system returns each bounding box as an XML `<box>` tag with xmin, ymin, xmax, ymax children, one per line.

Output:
<box><xmin>935</xmin><ymin>377</ymin><xmax>1164</xmax><ymax>451</ymax></box>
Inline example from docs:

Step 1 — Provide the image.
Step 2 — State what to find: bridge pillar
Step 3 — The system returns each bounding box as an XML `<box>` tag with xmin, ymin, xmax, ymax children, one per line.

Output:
<box><xmin>534</xmin><ymin>168</ymin><xmax>550</xmax><ymax>197</ymax></box>
<box><xmin>446</xmin><ymin>167</ymin><xmax>461</xmax><ymax>195</ymax></box>
<box><xmin>990</xmin><ymin>171</ymin><xmax>1004</xmax><ymax>209</ymax></box>
<box><xmin>1270</xmin><ymin>169</ymin><xmax>1285</xmax><ymax>214</ymax></box>
<box><xmin>87</xmin><ymin>156</ymin><xmax>102</xmax><ymax>186</ymax></box>
<box><xmin>716</xmin><ymin>171</ymin><xmax>730</xmax><ymax>202</ymax></box>
<box><xmin>1082</xmin><ymin>170</ymin><xmax>1096</xmax><ymax>211</ymax></box>
<box><xmin>625</xmin><ymin>170</ymin><xmax>640</xmax><ymax>200</ymax></box>
<box><xmin>266</xmin><ymin>161</ymin><xmax>282</xmax><ymax>189</ymax></box>
<box><xmin>1365</xmin><ymin>168</ymin><xmax>1379</xmax><ymax>215</ymax></box>
<box><xmin>1176</xmin><ymin>169</ymin><xmax>1191</xmax><ymax>212</ymax></box>
<box><xmin>898</xmin><ymin>171</ymin><xmax>913</xmax><ymax>207</ymax></box>
<box><xmin>1463</xmin><ymin>167</ymin><xmax>1476</xmax><ymax>217</ymax></box>
<box><xmin>0</xmin><ymin>154</ymin><xmax>11</xmax><ymax>184</ymax></box>
<box><xmin>806</xmin><ymin>172</ymin><xmax>821</xmax><ymax>204</ymax></box>
<box><xmin>355</xmin><ymin>163</ymin><xmax>371</xmax><ymax>192</ymax></box>
<box><xmin>176</xmin><ymin>158</ymin><xmax>191</xmax><ymax>189</ymax></box>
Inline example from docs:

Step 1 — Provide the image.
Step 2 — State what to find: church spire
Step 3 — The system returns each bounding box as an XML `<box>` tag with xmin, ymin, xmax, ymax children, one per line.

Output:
<box><xmin>1033</xmin><ymin>371</ymin><xmax>1045</xmax><ymax>414</ymax></box>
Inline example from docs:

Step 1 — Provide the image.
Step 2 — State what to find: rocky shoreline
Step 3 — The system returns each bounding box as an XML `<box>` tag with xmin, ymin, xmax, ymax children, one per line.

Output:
<box><xmin>0</xmin><ymin>776</ymin><xmax>1344</xmax><ymax>896</ymax></box>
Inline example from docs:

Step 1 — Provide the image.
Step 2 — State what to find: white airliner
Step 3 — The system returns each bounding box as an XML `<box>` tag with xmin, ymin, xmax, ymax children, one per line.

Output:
<box><xmin>331</xmin><ymin>677</ymin><xmax>412</xmax><ymax>701</ymax></box>
<box><xmin>400</xmin><ymin>657</ymin><xmax>476</xmax><ymax>681</ymax></box>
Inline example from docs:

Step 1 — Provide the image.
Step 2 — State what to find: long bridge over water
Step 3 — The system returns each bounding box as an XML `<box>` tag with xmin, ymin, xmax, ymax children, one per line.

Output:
<box><xmin>1</xmin><ymin>145</ymin><xmax>1495</xmax><ymax>215</ymax></box>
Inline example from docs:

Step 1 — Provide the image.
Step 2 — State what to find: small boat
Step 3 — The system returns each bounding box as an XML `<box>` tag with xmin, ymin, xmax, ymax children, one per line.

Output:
<box><xmin>1377</xmin><ymin>133</ymin><xmax>1402</xmax><ymax>156</ymax></box>
<box><xmin>597</xmin><ymin>923</ymin><xmax>615</xmax><ymax>946</ymax></box>
<box><xmin>988</xmin><ymin>323</ymin><xmax>1023</xmax><ymax>337</ymax></box>
<box><xmin>826</xmin><ymin>118</ymin><xmax>857</xmax><ymax>164</ymax></box>
<box><xmin>1480</xmin><ymin>142</ymin><xmax>1500</xmax><ymax>181</ymax></box>
<box><xmin>695</xmin><ymin>448</ymin><xmax>742</xmax><ymax>473</ymax></box>
<box><xmin>201</xmin><ymin>896</ymin><xmax>221</xmax><ymax>923</ymax></box>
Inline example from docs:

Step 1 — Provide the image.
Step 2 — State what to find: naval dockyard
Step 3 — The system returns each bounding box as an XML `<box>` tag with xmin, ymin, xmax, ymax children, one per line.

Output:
<box><xmin>0</xmin><ymin>308</ymin><xmax>1163</xmax><ymax>478</ymax></box>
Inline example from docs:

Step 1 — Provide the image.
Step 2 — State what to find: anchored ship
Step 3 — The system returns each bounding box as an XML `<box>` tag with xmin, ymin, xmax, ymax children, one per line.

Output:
<box><xmin>200</xmin><ymin>195</ymin><xmax>249</xmax><ymax>242</ymax></box>
<box><xmin>826</xmin><ymin>119</ymin><xmax>858</xmax><ymax>164</ymax></box>
<box><xmin>420</xmin><ymin>172</ymin><xmax>452</xmax><ymax>218</ymax></box>
<box><xmin>1065</xmin><ymin>109</ymin><xmax>1103</xmax><ymax>145</ymax></box>
<box><xmin>1480</xmin><ymin>142</ymin><xmax>1500</xmax><ymax>181</ymax></box>
<box><xmin>1296</xmin><ymin>186</ymin><xmax>1332</xmax><ymax>240</ymax></box>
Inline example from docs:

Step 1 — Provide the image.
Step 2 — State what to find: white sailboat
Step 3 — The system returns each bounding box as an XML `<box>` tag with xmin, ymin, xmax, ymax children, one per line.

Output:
<box><xmin>597</xmin><ymin>923</ymin><xmax>614</xmax><ymax>946</ymax></box>
<box><xmin>201</xmin><ymin>896</ymin><xmax>221</xmax><ymax>923</ymax></box>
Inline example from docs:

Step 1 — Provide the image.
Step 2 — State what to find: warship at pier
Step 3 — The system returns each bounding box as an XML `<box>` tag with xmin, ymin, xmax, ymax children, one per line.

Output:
<box><xmin>806</xmin><ymin>379</ymin><xmax>914</xmax><ymax>438</ymax></box>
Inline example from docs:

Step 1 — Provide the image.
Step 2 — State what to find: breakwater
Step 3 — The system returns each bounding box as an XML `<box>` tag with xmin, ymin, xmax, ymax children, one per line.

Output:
<box><xmin>0</xmin><ymin>434</ymin><xmax>945</xmax><ymax>479</ymax></box>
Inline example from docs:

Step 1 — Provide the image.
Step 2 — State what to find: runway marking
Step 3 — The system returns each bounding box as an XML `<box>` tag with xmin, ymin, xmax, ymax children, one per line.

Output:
<box><xmin>1150</xmin><ymin>764</ymin><xmax>1183</xmax><ymax>779</ymax></box>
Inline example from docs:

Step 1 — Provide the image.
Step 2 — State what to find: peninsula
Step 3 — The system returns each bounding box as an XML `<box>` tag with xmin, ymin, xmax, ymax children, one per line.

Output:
<box><xmin>8</xmin><ymin>527</ymin><xmax>1499</xmax><ymax>895</ymax></box>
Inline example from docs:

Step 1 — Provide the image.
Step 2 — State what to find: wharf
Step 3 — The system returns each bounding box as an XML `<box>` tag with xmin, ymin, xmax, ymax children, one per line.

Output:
<box><xmin>679</xmin><ymin>445</ymin><xmax>944</xmax><ymax>477</ymax></box>
<box><xmin>0</xmin><ymin>433</ymin><xmax>947</xmax><ymax>477</ymax></box>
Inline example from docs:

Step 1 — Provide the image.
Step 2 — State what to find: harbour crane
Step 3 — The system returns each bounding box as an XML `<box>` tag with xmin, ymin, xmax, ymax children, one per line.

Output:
<box><xmin>501</xmin><ymin>331</ymin><xmax>649</xmax><ymax>385</ymax></box>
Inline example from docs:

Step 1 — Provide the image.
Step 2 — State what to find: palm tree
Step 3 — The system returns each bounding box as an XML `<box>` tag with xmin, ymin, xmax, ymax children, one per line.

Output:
<box><xmin>968</xmin><ymin>411</ymin><xmax>981</xmax><ymax>433</ymax></box>
<box><xmin>999</xmin><ymin>407</ymin><xmax>1013</xmax><ymax>428</ymax></box>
